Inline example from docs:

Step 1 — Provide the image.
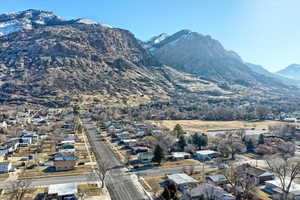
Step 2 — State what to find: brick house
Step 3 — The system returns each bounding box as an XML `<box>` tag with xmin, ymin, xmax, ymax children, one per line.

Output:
<box><xmin>53</xmin><ymin>152</ymin><xmax>76</xmax><ymax>171</ymax></box>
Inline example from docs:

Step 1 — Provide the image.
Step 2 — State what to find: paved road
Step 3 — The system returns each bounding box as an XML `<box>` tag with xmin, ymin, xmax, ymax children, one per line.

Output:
<box><xmin>81</xmin><ymin>117</ymin><xmax>150</xmax><ymax>200</ymax></box>
<box><xmin>0</xmin><ymin>174</ymin><xmax>96</xmax><ymax>189</ymax></box>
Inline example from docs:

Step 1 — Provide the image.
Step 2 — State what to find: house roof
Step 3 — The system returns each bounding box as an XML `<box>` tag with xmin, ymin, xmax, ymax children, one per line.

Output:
<box><xmin>48</xmin><ymin>183</ymin><xmax>77</xmax><ymax>196</ymax></box>
<box><xmin>167</xmin><ymin>173</ymin><xmax>199</xmax><ymax>185</ymax></box>
<box><xmin>54</xmin><ymin>152</ymin><xmax>76</xmax><ymax>161</ymax></box>
<box><xmin>188</xmin><ymin>183</ymin><xmax>235</xmax><ymax>199</ymax></box>
<box><xmin>266</xmin><ymin>179</ymin><xmax>300</xmax><ymax>192</ymax></box>
<box><xmin>0</xmin><ymin>162</ymin><xmax>10</xmax><ymax>168</ymax></box>
<box><xmin>207</xmin><ymin>174</ymin><xmax>227</xmax><ymax>183</ymax></box>
<box><xmin>196</xmin><ymin>150</ymin><xmax>218</xmax><ymax>155</ymax></box>
<box><xmin>238</xmin><ymin>164</ymin><xmax>273</xmax><ymax>177</ymax></box>
<box><xmin>138</xmin><ymin>152</ymin><xmax>154</xmax><ymax>159</ymax></box>
<box><xmin>172</xmin><ymin>152</ymin><xmax>191</xmax><ymax>158</ymax></box>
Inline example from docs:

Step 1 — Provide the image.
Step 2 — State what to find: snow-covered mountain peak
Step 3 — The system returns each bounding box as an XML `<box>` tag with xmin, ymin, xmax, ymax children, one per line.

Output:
<box><xmin>0</xmin><ymin>9</ymin><xmax>65</xmax><ymax>37</ymax></box>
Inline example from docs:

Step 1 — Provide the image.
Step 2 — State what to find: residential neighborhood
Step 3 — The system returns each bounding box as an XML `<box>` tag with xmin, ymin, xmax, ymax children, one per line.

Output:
<box><xmin>1</xmin><ymin>104</ymin><xmax>300</xmax><ymax>200</ymax></box>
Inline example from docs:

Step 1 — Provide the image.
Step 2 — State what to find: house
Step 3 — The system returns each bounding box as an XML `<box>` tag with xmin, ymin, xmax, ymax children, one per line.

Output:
<box><xmin>138</xmin><ymin>152</ymin><xmax>154</xmax><ymax>163</ymax></box>
<box><xmin>237</xmin><ymin>164</ymin><xmax>274</xmax><ymax>185</ymax></box>
<box><xmin>58</xmin><ymin>144</ymin><xmax>75</xmax><ymax>153</ymax></box>
<box><xmin>265</xmin><ymin>179</ymin><xmax>300</xmax><ymax>200</ymax></box>
<box><xmin>130</xmin><ymin>146</ymin><xmax>149</xmax><ymax>154</ymax></box>
<box><xmin>0</xmin><ymin>146</ymin><xmax>9</xmax><ymax>160</ymax></box>
<box><xmin>121</xmin><ymin>139</ymin><xmax>137</xmax><ymax>147</ymax></box>
<box><xmin>0</xmin><ymin>121</ymin><xmax>8</xmax><ymax>129</ymax></box>
<box><xmin>20</xmin><ymin>130</ymin><xmax>39</xmax><ymax>145</ymax></box>
<box><xmin>0</xmin><ymin>162</ymin><xmax>12</xmax><ymax>173</ymax></box>
<box><xmin>171</xmin><ymin>152</ymin><xmax>191</xmax><ymax>160</ymax></box>
<box><xmin>195</xmin><ymin>150</ymin><xmax>219</xmax><ymax>161</ymax></box>
<box><xmin>167</xmin><ymin>173</ymin><xmax>199</xmax><ymax>191</ymax></box>
<box><xmin>61</xmin><ymin>137</ymin><xmax>75</xmax><ymax>145</ymax></box>
<box><xmin>53</xmin><ymin>152</ymin><xmax>76</xmax><ymax>171</ymax></box>
<box><xmin>207</xmin><ymin>174</ymin><xmax>228</xmax><ymax>185</ymax></box>
<box><xmin>136</xmin><ymin>130</ymin><xmax>145</xmax><ymax>137</ymax></box>
<box><xmin>8</xmin><ymin>138</ymin><xmax>20</xmax><ymax>150</ymax></box>
<box><xmin>183</xmin><ymin>183</ymin><xmax>235</xmax><ymax>200</ymax></box>
<box><xmin>47</xmin><ymin>183</ymin><xmax>77</xmax><ymax>200</ymax></box>
<box><xmin>283</xmin><ymin>117</ymin><xmax>298</xmax><ymax>122</ymax></box>
<box><xmin>115</xmin><ymin>132</ymin><xmax>130</xmax><ymax>140</ymax></box>
<box><xmin>20</xmin><ymin>137</ymin><xmax>32</xmax><ymax>146</ymax></box>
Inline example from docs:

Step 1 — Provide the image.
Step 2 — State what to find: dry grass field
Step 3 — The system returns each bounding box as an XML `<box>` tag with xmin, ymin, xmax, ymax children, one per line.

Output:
<box><xmin>148</xmin><ymin>120</ymin><xmax>300</xmax><ymax>132</ymax></box>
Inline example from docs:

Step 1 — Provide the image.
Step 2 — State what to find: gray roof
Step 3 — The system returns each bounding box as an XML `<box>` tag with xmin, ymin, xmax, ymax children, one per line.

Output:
<box><xmin>167</xmin><ymin>173</ymin><xmax>199</xmax><ymax>185</ymax></box>
<box><xmin>48</xmin><ymin>183</ymin><xmax>77</xmax><ymax>196</ymax></box>
<box><xmin>207</xmin><ymin>174</ymin><xmax>227</xmax><ymax>182</ymax></box>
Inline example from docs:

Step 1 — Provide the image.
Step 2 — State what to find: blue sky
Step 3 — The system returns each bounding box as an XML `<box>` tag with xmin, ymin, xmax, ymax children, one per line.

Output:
<box><xmin>1</xmin><ymin>0</ymin><xmax>300</xmax><ymax>72</ymax></box>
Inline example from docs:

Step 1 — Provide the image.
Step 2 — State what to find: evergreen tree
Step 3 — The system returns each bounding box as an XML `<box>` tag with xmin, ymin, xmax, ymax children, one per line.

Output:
<box><xmin>173</xmin><ymin>124</ymin><xmax>184</xmax><ymax>138</ymax></box>
<box><xmin>246</xmin><ymin>139</ymin><xmax>255</xmax><ymax>152</ymax></box>
<box><xmin>258</xmin><ymin>133</ymin><xmax>265</xmax><ymax>145</ymax></box>
<box><xmin>178</xmin><ymin>135</ymin><xmax>187</xmax><ymax>151</ymax></box>
<box><xmin>192</xmin><ymin>133</ymin><xmax>208</xmax><ymax>150</ymax></box>
<box><xmin>152</xmin><ymin>144</ymin><xmax>164</xmax><ymax>164</ymax></box>
<box><xmin>161</xmin><ymin>184</ymin><xmax>178</xmax><ymax>200</ymax></box>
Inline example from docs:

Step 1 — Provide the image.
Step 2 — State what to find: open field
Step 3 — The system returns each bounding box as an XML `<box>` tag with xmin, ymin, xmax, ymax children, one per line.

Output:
<box><xmin>148</xmin><ymin>120</ymin><xmax>300</xmax><ymax>132</ymax></box>
<box><xmin>143</xmin><ymin>176</ymin><xmax>165</xmax><ymax>196</ymax></box>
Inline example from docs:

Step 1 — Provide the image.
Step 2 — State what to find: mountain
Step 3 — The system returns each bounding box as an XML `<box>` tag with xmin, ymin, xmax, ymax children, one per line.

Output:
<box><xmin>147</xmin><ymin>30</ymin><xmax>292</xmax><ymax>90</ymax></box>
<box><xmin>277</xmin><ymin>64</ymin><xmax>300</xmax><ymax>81</ymax></box>
<box><xmin>0</xmin><ymin>10</ymin><xmax>233</xmax><ymax>107</ymax></box>
<box><xmin>0</xmin><ymin>9</ymin><xmax>66</xmax><ymax>36</ymax></box>
<box><xmin>247</xmin><ymin>63</ymin><xmax>300</xmax><ymax>86</ymax></box>
<box><xmin>0</xmin><ymin>10</ymin><xmax>299</xmax><ymax>107</ymax></box>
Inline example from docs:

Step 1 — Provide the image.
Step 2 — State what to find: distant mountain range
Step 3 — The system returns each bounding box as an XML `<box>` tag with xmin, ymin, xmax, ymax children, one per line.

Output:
<box><xmin>146</xmin><ymin>30</ymin><xmax>299</xmax><ymax>89</ymax></box>
<box><xmin>277</xmin><ymin>64</ymin><xmax>300</xmax><ymax>81</ymax></box>
<box><xmin>0</xmin><ymin>10</ymin><xmax>299</xmax><ymax>107</ymax></box>
<box><xmin>246</xmin><ymin>63</ymin><xmax>300</xmax><ymax>86</ymax></box>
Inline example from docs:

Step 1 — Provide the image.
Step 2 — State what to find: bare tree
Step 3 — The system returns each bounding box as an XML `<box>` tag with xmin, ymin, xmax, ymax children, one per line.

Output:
<box><xmin>94</xmin><ymin>159</ymin><xmax>111</xmax><ymax>188</ymax></box>
<box><xmin>223</xmin><ymin>165</ymin><xmax>240</xmax><ymax>195</ymax></box>
<box><xmin>235</xmin><ymin>129</ymin><xmax>246</xmax><ymax>141</ymax></box>
<box><xmin>266</xmin><ymin>157</ymin><xmax>300</xmax><ymax>200</ymax></box>
<box><xmin>222</xmin><ymin>164</ymin><xmax>256</xmax><ymax>198</ymax></box>
<box><xmin>8</xmin><ymin>177</ymin><xmax>32</xmax><ymax>200</ymax></box>
<box><xmin>218</xmin><ymin>133</ymin><xmax>246</xmax><ymax>160</ymax></box>
<box><xmin>77</xmin><ymin>188</ymin><xmax>87</xmax><ymax>200</ymax></box>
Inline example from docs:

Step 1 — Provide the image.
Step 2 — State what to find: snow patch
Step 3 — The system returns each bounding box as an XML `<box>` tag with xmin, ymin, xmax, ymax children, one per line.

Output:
<box><xmin>99</xmin><ymin>23</ymin><xmax>113</xmax><ymax>28</ymax></box>
<box><xmin>76</xmin><ymin>18</ymin><xmax>97</xmax><ymax>25</ymax></box>
<box><xmin>169</xmin><ymin>32</ymin><xmax>194</xmax><ymax>46</ymax></box>
<box><xmin>153</xmin><ymin>33</ymin><xmax>169</xmax><ymax>44</ymax></box>
<box><xmin>0</xmin><ymin>20</ymin><xmax>23</xmax><ymax>36</ymax></box>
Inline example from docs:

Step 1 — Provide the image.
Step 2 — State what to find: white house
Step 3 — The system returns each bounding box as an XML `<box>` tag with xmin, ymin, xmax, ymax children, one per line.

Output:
<box><xmin>167</xmin><ymin>173</ymin><xmax>199</xmax><ymax>190</ymax></box>
<box><xmin>0</xmin><ymin>162</ymin><xmax>12</xmax><ymax>173</ymax></box>
<box><xmin>183</xmin><ymin>183</ymin><xmax>235</xmax><ymax>200</ymax></box>
<box><xmin>0</xmin><ymin>121</ymin><xmax>8</xmax><ymax>129</ymax></box>
<box><xmin>171</xmin><ymin>152</ymin><xmax>191</xmax><ymax>160</ymax></box>
<box><xmin>48</xmin><ymin>183</ymin><xmax>77</xmax><ymax>198</ymax></box>
<box><xmin>195</xmin><ymin>150</ymin><xmax>219</xmax><ymax>161</ymax></box>
<box><xmin>265</xmin><ymin>179</ymin><xmax>300</xmax><ymax>200</ymax></box>
<box><xmin>122</xmin><ymin>139</ymin><xmax>137</xmax><ymax>147</ymax></box>
<box><xmin>138</xmin><ymin>152</ymin><xmax>154</xmax><ymax>163</ymax></box>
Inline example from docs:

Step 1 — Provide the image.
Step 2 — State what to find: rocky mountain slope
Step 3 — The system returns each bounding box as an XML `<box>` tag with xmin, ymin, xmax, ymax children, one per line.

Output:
<box><xmin>277</xmin><ymin>64</ymin><xmax>300</xmax><ymax>81</ymax></box>
<box><xmin>0</xmin><ymin>10</ymin><xmax>233</xmax><ymax>107</ymax></box>
<box><xmin>246</xmin><ymin>63</ymin><xmax>300</xmax><ymax>86</ymax></box>
<box><xmin>147</xmin><ymin>30</ymin><xmax>294</xmax><ymax>90</ymax></box>
<box><xmin>0</xmin><ymin>10</ymin><xmax>299</xmax><ymax>107</ymax></box>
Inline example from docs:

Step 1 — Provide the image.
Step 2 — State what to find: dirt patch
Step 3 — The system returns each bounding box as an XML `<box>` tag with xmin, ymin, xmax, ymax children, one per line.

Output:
<box><xmin>148</xmin><ymin>120</ymin><xmax>300</xmax><ymax>132</ymax></box>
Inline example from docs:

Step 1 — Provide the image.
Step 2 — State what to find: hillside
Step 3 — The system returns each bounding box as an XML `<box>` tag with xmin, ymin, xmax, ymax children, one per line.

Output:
<box><xmin>0</xmin><ymin>10</ymin><xmax>236</xmax><ymax>107</ymax></box>
<box><xmin>277</xmin><ymin>64</ymin><xmax>300</xmax><ymax>81</ymax></box>
<box><xmin>0</xmin><ymin>10</ymin><xmax>299</xmax><ymax>108</ymax></box>
<box><xmin>246</xmin><ymin>63</ymin><xmax>300</xmax><ymax>87</ymax></box>
<box><xmin>147</xmin><ymin>30</ymin><xmax>295</xmax><ymax>91</ymax></box>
